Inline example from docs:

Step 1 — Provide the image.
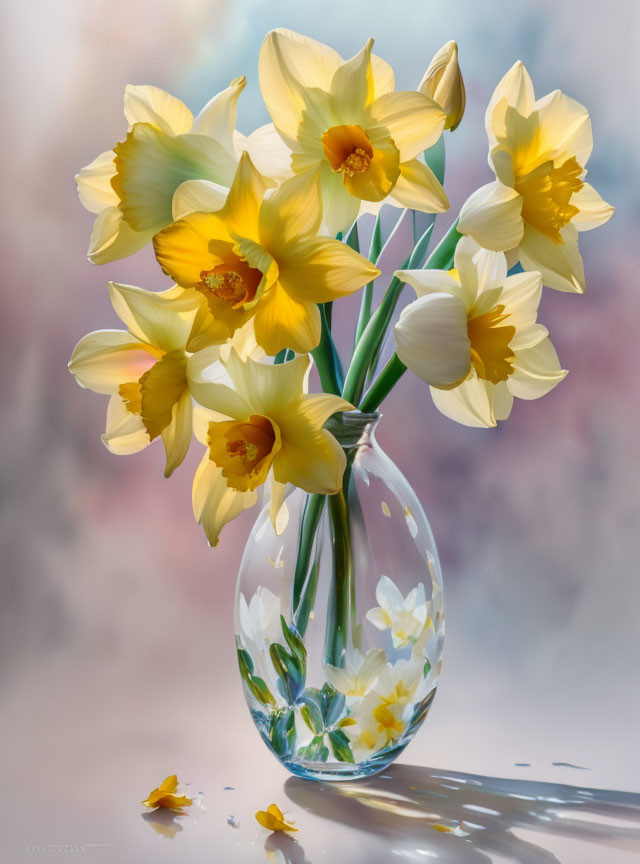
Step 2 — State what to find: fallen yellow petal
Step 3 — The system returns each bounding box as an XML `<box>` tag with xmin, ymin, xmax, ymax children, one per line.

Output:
<box><xmin>255</xmin><ymin>802</ymin><xmax>298</xmax><ymax>833</ymax></box>
<box><xmin>141</xmin><ymin>774</ymin><xmax>193</xmax><ymax>811</ymax></box>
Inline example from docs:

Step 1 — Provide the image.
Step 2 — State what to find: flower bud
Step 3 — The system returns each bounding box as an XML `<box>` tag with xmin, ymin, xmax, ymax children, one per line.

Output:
<box><xmin>419</xmin><ymin>41</ymin><xmax>466</xmax><ymax>131</ymax></box>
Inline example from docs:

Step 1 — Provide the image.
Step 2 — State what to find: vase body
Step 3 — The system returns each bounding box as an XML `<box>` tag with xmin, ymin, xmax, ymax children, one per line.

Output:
<box><xmin>234</xmin><ymin>413</ymin><xmax>444</xmax><ymax>781</ymax></box>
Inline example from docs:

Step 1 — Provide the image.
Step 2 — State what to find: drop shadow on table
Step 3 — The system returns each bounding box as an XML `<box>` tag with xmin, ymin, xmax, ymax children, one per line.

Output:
<box><xmin>285</xmin><ymin>763</ymin><xmax>640</xmax><ymax>863</ymax></box>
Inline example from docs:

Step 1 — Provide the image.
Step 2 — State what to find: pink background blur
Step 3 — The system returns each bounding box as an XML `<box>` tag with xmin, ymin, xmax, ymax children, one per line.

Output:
<box><xmin>1</xmin><ymin>0</ymin><xmax>639</xmax><ymax>857</ymax></box>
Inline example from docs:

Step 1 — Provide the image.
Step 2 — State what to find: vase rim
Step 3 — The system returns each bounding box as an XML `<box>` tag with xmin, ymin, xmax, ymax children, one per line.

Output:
<box><xmin>324</xmin><ymin>409</ymin><xmax>382</xmax><ymax>448</ymax></box>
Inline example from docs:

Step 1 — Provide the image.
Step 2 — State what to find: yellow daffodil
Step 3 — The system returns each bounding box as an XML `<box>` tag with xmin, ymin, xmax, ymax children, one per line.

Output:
<box><xmin>68</xmin><ymin>283</ymin><xmax>257</xmax><ymax>476</ymax></box>
<box><xmin>142</xmin><ymin>775</ymin><xmax>192</xmax><ymax>811</ymax></box>
<box><xmin>458</xmin><ymin>62</ymin><xmax>614</xmax><ymax>292</ymax></box>
<box><xmin>153</xmin><ymin>152</ymin><xmax>379</xmax><ymax>355</ymax></box>
<box><xmin>418</xmin><ymin>41</ymin><xmax>466</xmax><ymax>131</ymax></box>
<box><xmin>258</xmin><ymin>29</ymin><xmax>449</xmax><ymax>234</ymax></box>
<box><xmin>395</xmin><ymin>236</ymin><xmax>567</xmax><ymax>427</ymax></box>
<box><xmin>255</xmin><ymin>803</ymin><xmax>297</xmax><ymax>833</ymax></box>
<box><xmin>373</xmin><ymin>656</ymin><xmax>423</xmax><ymax>706</ymax></box>
<box><xmin>76</xmin><ymin>79</ymin><xmax>289</xmax><ymax>264</ymax></box>
<box><xmin>189</xmin><ymin>350</ymin><xmax>352</xmax><ymax>545</ymax></box>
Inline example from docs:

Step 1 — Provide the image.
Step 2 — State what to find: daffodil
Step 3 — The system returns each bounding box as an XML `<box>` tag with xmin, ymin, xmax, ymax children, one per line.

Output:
<box><xmin>458</xmin><ymin>62</ymin><xmax>614</xmax><ymax>292</ymax></box>
<box><xmin>142</xmin><ymin>775</ymin><xmax>192</xmax><ymax>811</ymax></box>
<box><xmin>153</xmin><ymin>152</ymin><xmax>378</xmax><ymax>355</ymax></box>
<box><xmin>366</xmin><ymin>575</ymin><xmax>430</xmax><ymax>649</ymax></box>
<box><xmin>418</xmin><ymin>41</ymin><xmax>466</xmax><ymax>131</ymax></box>
<box><xmin>394</xmin><ymin>236</ymin><xmax>567</xmax><ymax>427</ymax></box>
<box><xmin>76</xmin><ymin>78</ymin><xmax>288</xmax><ymax>264</ymax></box>
<box><xmin>188</xmin><ymin>350</ymin><xmax>352</xmax><ymax>545</ymax></box>
<box><xmin>258</xmin><ymin>29</ymin><xmax>449</xmax><ymax>234</ymax></box>
<box><xmin>69</xmin><ymin>283</ymin><xmax>202</xmax><ymax>476</ymax></box>
<box><xmin>324</xmin><ymin>648</ymin><xmax>386</xmax><ymax>698</ymax></box>
<box><xmin>255</xmin><ymin>803</ymin><xmax>297</xmax><ymax>833</ymax></box>
<box><xmin>343</xmin><ymin>692</ymin><xmax>406</xmax><ymax>756</ymax></box>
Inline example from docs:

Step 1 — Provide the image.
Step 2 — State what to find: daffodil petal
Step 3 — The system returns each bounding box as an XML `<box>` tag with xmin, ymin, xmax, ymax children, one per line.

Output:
<box><xmin>269</xmin><ymin>478</ymin><xmax>289</xmax><ymax>535</ymax></box>
<box><xmin>376</xmin><ymin>574</ymin><xmax>405</xmax><ymax>614</ymax></box>
<box><xmin>518</xmin><ymin>223</ymin><xmax>585</xmax><ymax>293</ymax></box>
<box><xmin>453</xmin><ymin>235</ymin><xmax>508</xmax><ymax>296</ymax></box>
<box><xmin>124</xmin><ymin>84</ymin><xmax>193</xmax><ymax>136</ymax></box>
<box><xmin>259</xmin><ymin>28</ymin><xmax>342</xmax><ymax>143</ymax></box>
<box><xmin>253</xmin><ymin>283</ymin><xmax>321</xmax><ymax>355</ymax></box>
<box><xmin>102</xmin><ymin>394</ymin><xmax>150</xmax><ymax>454</ymax></box>
<box><xmin>191</xmin><ymin>75</ymin><xmax>246</xmax><ymax>156</ymax></box>
<box><xmin>331</xmin><ymin>39</ymin><xmax>374</xmax><ymax>122</ymax></box>
<box><xmin>259</xmin><ymin>169</ymin><xmax>322</xmax><ymax>250</ymax></box>
<box><xmin>278</xmin><ymin>236</ymin><xmax>379</xmax><ymax>305</ymax></box>
<box><xmin>187</xmin><ymin>348</ymin><xmax>251</xmax><ymax>419</ymax></box>
<box><xmin>153</xmin><ymin>211</ymin><xmax>228</xmax><ymax>289</ymax></box>
<box><xmin>390</xmin><ymin>158</ymin><xmax>449</xmax><ymax>213</ymax></box>
<box><xmin>76</xmin><ymin>150</ymin><xmax>118</xmax><ymax>213</ymax></box>
<box><xmin>225</xmin><ymin>351</ymin><xmax>311</xmax><ymax>415</ymax></box>
<box><xmin>534</xmin><ymin>89</ymin><xmax>592</xmax><ymax>167</ymax></box>
<box><xmin>221</xmin><ymin>151</ymin><xmax>270</xmax><ymax>242</ymax></box>
<box><xmin>108</xmin><ymin>282</ymin><xmax>198</xmax><ymax>352</ymax></box>
<box><xmin>430</xmin><ymin>376</ymin><xmax>496</xmax><ymax>428</ymax></box>
<box><xmin>319</xmin><ymin>165</ymin><xmax>361</xmax><ymax>235</ymax></box>
<box><xmin>508</xmin><ymin>337</ymin><xmax>567</xmax><ymax>399</ymax></box>
<box><xmin>458</xmin><ymin>181</ymin><xmax>524</xmax><ymax>252</ymax></box>
<box><xmin>485</xmin><ymin>61</ymin><xmax>535</xmax><ymax>143</ymax></box>
<box><xmin>172</xmin><ymin>179</ymin><xmax>228</xmax><ymax>220</ymax></box>
<box><xmin>274</xmin><ymin>406</ymin><xmax>346</xmax><ymax>494</ymax></box>
<box><xmin>87</xmin><ymin>206</ymin><xmax>153</xmax><ymax>264</ymax></box>
<box><xmin>192</xmin><ymin>449</ymin><xmax>257</xmax><ymax>546</ymax></box>
<box><xmin>570</xmin><ymin>182</ymin><xmax>614</xmax><ymax>232</ymax></box>
<box><xmin>368</xmin><ymin>91</ymin><xmax>445</xmax><ymax>161</ymax></box>
<box><xmin>371</xmin><ymin>53</ymin><xmax>395</xmax><ymax>98</ymax></box>
<box><xmin>492</xmin><ymin>381</ymin><xmax>514</xmax><ymax>421</ymax></box>
<box><xmin>498</xmin><ymin>270</ymin><xmax>543</xmax><ymax>335</ymax></box>
<box><xmin>161</xmin><ymin>389</ymin><xmax>193</xmax><ymax>477</ymax></box>
<box><xmin>395</xmin><ymin>293</ymin><xmax>471</xmax><ymax>389</ymax></box>
<box><xmin>395</xmin><ymin>268</ymin><xmax>463</xmax><ymax>301</ymax></box>
<box><xmin>240</xmin><ymin>123</ymin><xmax>294</xmax><ymax>183</ymax></box>
<box><xmin>68</xmin><ymin>330</ymin><xmax>159</xmax><ymax>395</ymax></box>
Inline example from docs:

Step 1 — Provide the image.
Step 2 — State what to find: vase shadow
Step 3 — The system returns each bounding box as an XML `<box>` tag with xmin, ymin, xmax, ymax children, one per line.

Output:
<box><xmin>284</xmin><ymin>763</ymin><xmax>640</xmax><ymax>863</ymax></box>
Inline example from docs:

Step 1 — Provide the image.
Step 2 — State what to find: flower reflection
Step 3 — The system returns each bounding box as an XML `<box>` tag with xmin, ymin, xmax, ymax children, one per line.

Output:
<box><xmin>140</xmin><ymin>808</ymin><xmax>185</xmax><ymax>839</ymax></box>
<box><xmin>284</xmin><ymin>764</ymin><xmax>640</xmax><ymax>863</ymax></box>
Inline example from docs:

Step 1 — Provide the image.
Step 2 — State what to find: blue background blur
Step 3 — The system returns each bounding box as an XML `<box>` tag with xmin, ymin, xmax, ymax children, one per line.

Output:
<box><xmin>2</xmin><ymin>0</ymin><xmax>639</xmax><ymax>826</ymax></box>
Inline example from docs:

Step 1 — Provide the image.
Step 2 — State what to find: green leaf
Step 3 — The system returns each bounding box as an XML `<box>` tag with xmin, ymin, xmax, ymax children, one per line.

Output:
<box><xmin>237</xmin><ymin>648</ymin><xmax>276</xmax><ymax>707</ymax></box>
<box><xmin>270</xmin><ymin>708</ymin><xmax>296</xmax><ymax>758</ymax></box>
<box><xmin>299</xmin><ymin>695</ymin><xmax>324</xmax><ymax>735</ymax></box>
<box><xmin>423</xmin><ymin>657</ymin><xmax>432</xmax><ymax>678</ymax></box>
<box><xmin>321</xmin><ymin>682</ymin><xmax>346</xmax><ymax>727</ymax></box>
<box><xmin>328</xmin><ymin>729</ymin><xmax>355</xmax><ymax>763</ymax></box>
<box><xmin>280</xmin><ymin>616</ymin><xmax>307</xmax><ymax>668</ymax></box>
<box><xmin>405</xmin><ymin>688</ymin><xmax>437</xmax><ymax>737</ymax></box>
<box><xmin>424</xmin><ymin>135</ymin><xmax>445</xmax><ymax>186</ymax></box>
<box><xmin>298</xmin><ymin>735</ymin><xmax>329</xmax><ymax>762</ymax></box>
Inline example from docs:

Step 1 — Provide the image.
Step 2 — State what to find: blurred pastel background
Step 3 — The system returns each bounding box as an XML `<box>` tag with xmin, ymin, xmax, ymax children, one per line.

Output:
<box><xmin>1</xmin><ymin>0</ymin><xmax>639</xmax><ymax>860</ymax></box>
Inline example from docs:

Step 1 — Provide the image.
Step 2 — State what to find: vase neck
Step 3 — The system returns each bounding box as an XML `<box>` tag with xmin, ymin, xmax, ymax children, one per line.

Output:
<box><xmin>324</xmin><ymin>410</ymin><xmax>381</xmax><ymax>450</ymax></box>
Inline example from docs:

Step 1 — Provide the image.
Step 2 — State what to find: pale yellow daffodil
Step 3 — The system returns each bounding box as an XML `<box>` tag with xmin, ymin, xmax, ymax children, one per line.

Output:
<box><xmin>153</xmin><ymin>152</ymin><xmax>379</xmax><ymax>355</ymax></box>
<box><xmin>258</xmin><ymin>29</ymin><xmax>449</xmax><ymax>234</ymax></box>
<box><xmin>458</xmin><ymin>61</ymin><xmax>614</xmax><ymax>292</ymax></box>
<box><xmin>76</xmin><ymin>78</ymin><xmax>289</xmax><ymax>264</ymax></box>
<box><xmin>188</xmin><ymin>350</ymin><xmax>352</xmax><ymax>545</ymax></box>
<box><xmin>366</xmin><ymin>575</ymin><xmax>430</xmax><ymax>649</ymax></box>
<box><xmin>395</xmin><ymin>236</ymin><xmax>567</xmax><ymax>427</ymax></box>
<box><xmin>324</xmin><ymin>648</ymin><xmax>386</xmax><ymax>698</ymax></box>
<box><xmin>255</xmin><ymin>803</ymin><xmax>297</xmax><ymax>833</ymax></box>
<box><xmin>344</xmin><ymin>692</ymin><xmax>406</xmax><ymax>756</ymax></box>
<box><xmin>142</xmin><ymin>775</ymin><xmax>192</xmax><ymax>811</ymax></box>
<box><xmin>418</xmin><ymin>41</ymin><xmax>466</xmax><ymax>131</ymax></box>
<box><xmin>68</xmin><ymin>283</ymin><xmax>257</xmax><ymax>476</ymax></box>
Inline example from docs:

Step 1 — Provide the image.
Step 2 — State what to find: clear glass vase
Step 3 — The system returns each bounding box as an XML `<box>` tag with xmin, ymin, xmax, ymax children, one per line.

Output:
<box><xmin>234</xmin><ymin>411</ymin><xmax>444</xmax><ymax>781</ymax></box>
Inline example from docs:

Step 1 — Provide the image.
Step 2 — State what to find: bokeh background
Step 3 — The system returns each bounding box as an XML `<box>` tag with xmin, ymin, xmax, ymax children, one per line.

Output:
<box><xmin>1</xmin><ymin>0</ymin><xmax>639</xmax><ymax>858</ymax></box>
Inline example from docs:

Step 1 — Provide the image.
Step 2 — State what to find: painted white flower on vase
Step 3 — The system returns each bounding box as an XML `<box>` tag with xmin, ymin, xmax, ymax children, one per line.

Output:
<box><xmin>343</xmin><ymin>693</ymin><xmax>406</xmax><ymax>757</ymax></box>
<box><xmin>239</xmin><ymin>586</ymin><xmax>282</xmax><ymax>652</ymax></box>
<box><xmin>373</xmin><ymin>655</ymin><xmax>423</xmax><ymax>706</ymax></box>
<box><xmin>324</xmin><ymin>648</ymin><xmax>387</xmax><ymax>698</ymax></box>
<box><xmin>366</xmin><ymin>575</ymin><xmax>431</xmax><ymax>649</ymax></box>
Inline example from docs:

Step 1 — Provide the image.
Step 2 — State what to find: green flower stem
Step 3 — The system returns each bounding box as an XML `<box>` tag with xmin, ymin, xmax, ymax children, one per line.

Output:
<box><xmin>292</xmin><ymin>493</ymin><xmax>325</xmax><ymax>619</ymax></box>
<box><xmin>353</xmin><ymin>213</ymin><xmax>382</xmax><ymax>350</ymax></box>
<box><xmin>312</xmin><ymin>303</ymin><xmax>343</xmax><ymax>396</ymax></box>
<box><xmin>295</xmin><ymin>559</ymin><xmax>320</xmax><ymax>638</ymax></box>
<box><xmin>324</xmin><ymin>482</ymin><xmax>352</xmax><ymax>667</ymax></box>
<box><xmin>359</xmin><ymin>353</ymin><xmax>407</xmax><ymax>413</ymax></box>
<box><xmin>424</xmin><ymin>218</ymin><xmax>461</xmax><ymax>271</ymax></box>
